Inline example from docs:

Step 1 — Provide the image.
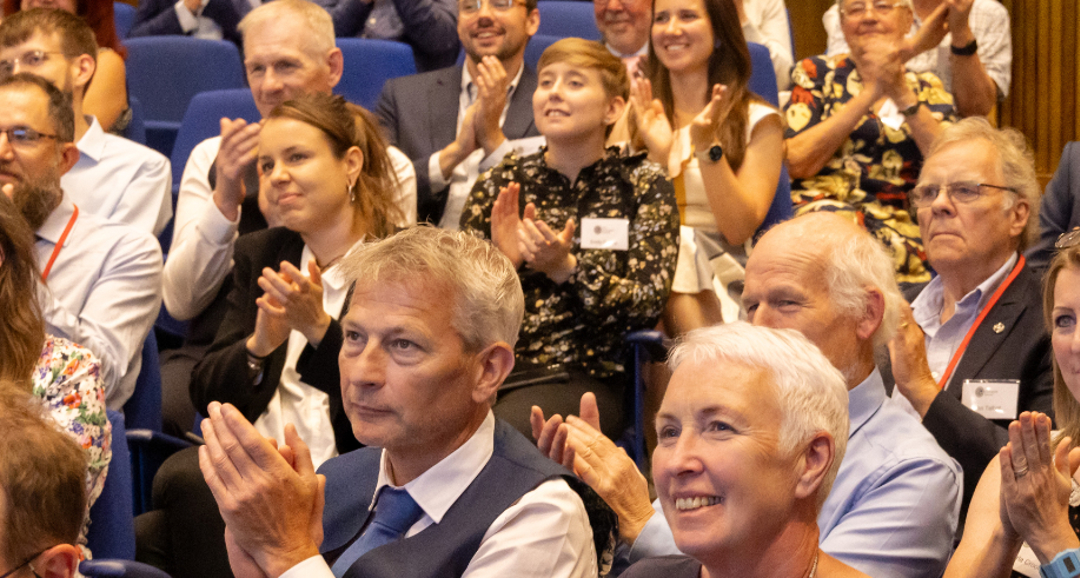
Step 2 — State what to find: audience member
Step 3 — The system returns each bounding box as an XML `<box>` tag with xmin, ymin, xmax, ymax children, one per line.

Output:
<box><xmin>137</xmin><ymin>92</ymin><xmax>403</xmax><ymax>578</ymax></box>
<box><xmin>0</xmin><ymin>8</ymin><xmax>172</xmax><ymax>237</ymax></box>
<box><xmin>534</xmin><ymin>212</ymin><xmax>961</xmax><ymax>578</ymax></box>
<box><xmin>129</xmin><ymin>0</ymin><xmax>246</xmax><ymax>44</ymax></box>
<box><xmin>630</xmin><ymin>0</ymin><xmax>783</xmax><ymax>331</ymax></box>
<box><xmin>314</xmin><ymin>0</ymin><xmax>459</xmax><ymax>72</ymax></box>
<box><xmin>1027</xmin><ymin>142</ymin><xmax>1080</xmax><ymax>272</ymax></box>
<box><xmin>461</xmin><ymin>38</ymin><xmax>679</xmax><ymax>440</ymax></box>
<box><xmin>823</xmin><ymin>0</ymin><xmax>1011</xmax><ymax>118</ymax></box>
<box><xmin>161</xmin><ymin>0</ymin><xmax>415</xmax><ymax>435</ymax></box>
<box><xmin>621</xmin><ymin>323</ymin><xmax>867</xmax><ymax>578</ymax></box>
<box><xmin>375</xmin><ymin>0</ymin><xmax>540</xmax><ymax>227</ymax></box>
<box><xmin>888</xmin><ymin>116</ymin><xmax>1053</xmax><ymax>518</ymax></box>
<box><xmin>594</xmin><ymin>0</ymin><xmax>650</xmax><ymax>66</ymax></box>
<box><xmin>0</xmin><ymin>192</ymin><xmax>110</xmax><ymax>556</ymax></box>
<box><xmin>0</xmin><ymin>385</ymin><xmax>87</xmax><ymax>578</ymax></box>
<box><xmin>738</xmin><ymin>0</ymin><xmax>793</xmax><ymax>91</ymax></box>
<box><xmin>943</xmin><ymin>241</ymin><xmax>1080</xmax><ymax>578</ymax></box>
<box><xmin>198</xmin><ymin>226</ymin><xmax>614</xmax><ymax>578</ymax></box>
<box><xmin>785</xmin><ymin>0</ymin><xmax>955</xmax><ymax>285</ymax></box>
<box><xmin>3</xmin><ymin>0</ymin><xmax>128</xmax><ymax>132</ymax></box>
<box><xmin>1</xmin><ymin>72</ymin><xmax>161</xmax><ymax>409</ymax></box>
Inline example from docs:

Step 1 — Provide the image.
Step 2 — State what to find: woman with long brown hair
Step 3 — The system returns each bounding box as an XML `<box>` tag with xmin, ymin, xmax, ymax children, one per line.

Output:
<box><xmin>632</xmin><ymin>0</ymin><xmax>783</xmax><ymax>334</ymax></box>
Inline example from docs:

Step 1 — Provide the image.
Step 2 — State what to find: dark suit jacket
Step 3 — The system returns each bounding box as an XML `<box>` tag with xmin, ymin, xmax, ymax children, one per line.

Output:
<box><xmin>897</xmin><ymin>259</ymin><xmax>1053</xmax><ymax>511</ymax></box>
<box><xmin>129</xmin><ymin>0</ymin><xmax>243</xmax><ymax>45</ymax></box>
<box><xmin>1028</xmin><ymin>141</ymin><xmax>1080</xmax><ymax>272</ymax></box>
<box><xmin>191</xmin><ymin>227</ymin><xmax>360</xmax><ymax>454</ymax></box>
<box><xmin>313</xmin><ymin>0</ymin><xmax>460</xmax><ymax>72</ymax></box>
<box><xmin>375</xmin><ymin>65</ymin><xmax>540</xmax><ymax>224</ymax></box>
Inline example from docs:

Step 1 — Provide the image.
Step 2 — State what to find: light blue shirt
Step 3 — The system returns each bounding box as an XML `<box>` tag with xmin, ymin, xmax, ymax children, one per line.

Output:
<box><xmin>623</xmin><ymin>370</ymin><xmax>962</xmax><ymax>578</ymax></box>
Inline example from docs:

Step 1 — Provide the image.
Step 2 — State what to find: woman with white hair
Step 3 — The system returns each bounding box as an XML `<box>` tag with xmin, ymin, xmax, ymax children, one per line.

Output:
<box><xmin>783</xmin><ymin>0</ymin><xmax>955</xmax><ymax>285</ymax></box>
<box><xmin>621</xmin><ymin>322</ymin><xmax>869</xmax><ymax>578</ymax></box>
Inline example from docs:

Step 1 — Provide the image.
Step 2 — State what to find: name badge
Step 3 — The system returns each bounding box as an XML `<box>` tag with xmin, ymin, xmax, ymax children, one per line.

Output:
<box><xmin>961</xmin><ymin>379</ymin><xmax>1020</xmax><ymax>420</ymax></box>
<box><xmin>580</xmin><ymin>218</ymin><xmax>629</xmax><ymax>251</ymax></box>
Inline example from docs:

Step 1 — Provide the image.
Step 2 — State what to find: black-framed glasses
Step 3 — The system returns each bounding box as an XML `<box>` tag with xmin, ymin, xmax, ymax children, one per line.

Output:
<box><xmin>459</xmin><ymin>0</ymin><xmax>522</xmax><ymax>14</ymax></box>
<box><xmin>840</xmin><ymin>0</ymin><xmax>908</xmax><ymax>18</ymax></box>
<box><xmin>0</xmin><ymin>549</ymin><xmax>45</xmax><ymax>578</ymax></box>
<box><xmin>0</xmin><ymin>50</ymin><xmax>66</xmax><ymax>78</ymax></box>
<box><xmin>0</xmin><ymin>128</ymin><xmax>59</xmax><ymax>149</ymax></box>
<box><xmin>908</xmin><ymin>181</ymin><xmax>1016</xmax><ymax>209</ymax></box>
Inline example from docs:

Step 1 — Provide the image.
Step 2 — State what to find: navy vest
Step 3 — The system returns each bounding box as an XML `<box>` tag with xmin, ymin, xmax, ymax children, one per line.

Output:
<box><xmin>317</xmin><ymin>419</ymin><xmax>614</xmax><ymax>578</ymax></box>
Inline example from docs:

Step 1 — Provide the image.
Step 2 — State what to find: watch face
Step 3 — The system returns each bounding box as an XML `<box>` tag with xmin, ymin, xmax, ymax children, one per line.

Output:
<box><xmin>709</xmin><ymin>144</ymin><xmax>723</xmax><ymax>161</ymax></box>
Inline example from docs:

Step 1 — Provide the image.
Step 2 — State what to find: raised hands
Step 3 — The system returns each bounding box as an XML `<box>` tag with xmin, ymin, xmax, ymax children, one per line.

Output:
<box><xmin>629</xmin><ymin>77</ymin><xmax>673</xmax><ymax>165</ymax></box>
<box><xmin>688</xmin><ymin>84</ymin><xmax>731</xmax><ymax>153</ymax></box>
<box><xmin>900</xmin><ymin>2</ymin><xmax>950</xmax><ymax>62</ymax></box>
<box><xmin>246</xmin><ymin>259</ymin><xmax>332</xmax><ymax>358</ymax></box>
<box><xmin>490</xmin><ymin>183</ymin><xmax>577</xmax><ymax>282</ymax></box>
<box><xmin>490</xmin><ymin>182</ymin><xmax>529</xmax><ymax>268</ymax></box>
<box><xmin>214</xmin><ymin>117</ymin><xmax>262</xmax><ymax>222</ymax></box>
<box><xmin>999</xmin><ymin>412</ymin><xmax>1080</xmax><ymax>563</ymax></box>
<box><xmin>199</xmin><ymin>402</ymin><xmax>326</xmax><ymax>578</ymax></box>
<box><xmin>887</xmin><ymin>302</ymin><xmax>939</xmax><ymax>417</ymax></box>
<box><xmin>474</xmin><ymin>55</ymin><xmax>510</xmax><ymax>154</ymax></box>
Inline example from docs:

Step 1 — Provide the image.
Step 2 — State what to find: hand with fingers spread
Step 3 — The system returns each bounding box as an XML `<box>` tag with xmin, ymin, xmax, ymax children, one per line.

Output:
<box><xmin>198</xmin><ymin>402</ymin><xmax>326</xmax><ymax>578</ymax></box>
<box><xmin>887</xmin><ymin>302</ymin><xmax>939</xmax><ymax>417</ymax></box>
<box><xmin>999</xmin><ymin>412</ymin><xmax>1080</xmax><ymax>563</ymax></box>
<box><xmin>531</xmin><ymin>394</ymin><xmax>655</xmax><ymax>544</ymax></box>
<box><xmin>255</xmin><ymin>259</ymin><xmax>332</xmax><ymax>348</ymax></box>
<box><xmin>688</xmin><ymin>84</ymin><xmax>731</xmax><ymax>153</ymax></box>
<box><xmin>519</xmin><ymin>212</ymin><xmax>577</xmax><ymax>283</ymax></box>
<box><xmin>214</xmin><ymin>118</ymin><xmax>262</xmax><ymax>222</ymax></box>
<box><xmin>490</xmin><ymin>182</ymin><xmax>528</xmax><ymax>268</ymax></box>
<box><xmin>474</xmin><ymin>55</ymin><xmax>510</xmax><ymax>154</ymax></box>
<box><xmin>899</xmin><ymin>3</ymin><xmax>949</xmax><ymax>62</ymax></box>
<box><xmin>629</xmin><ymin>77</ymin><xmax>673</xmax><ymax>165</ymax></box>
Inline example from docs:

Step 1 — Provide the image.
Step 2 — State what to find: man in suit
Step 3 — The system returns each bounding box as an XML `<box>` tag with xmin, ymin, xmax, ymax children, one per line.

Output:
<box><xmin>1027</xmin><ymin>141</ymin><xmax>1080</xmax><ymax>272</ymax></box>
<box><xmin>313</xmin><ymin>0</ymin><xmax>459</xmax><ymax>72</ymax></box>
<box><xmin>128</xmin><ymin>0</ymin><xmax>246</xmax><ymax>45</ymax></box>
<box><xmin>375</xmin><ymin>0</ymin><xmax>541</xmax><ymax>227</ymax></box>
<box><xmin>199</xmin><ymin>227</ymin><xmax>607</xmax><ymax>578</ymax></box>
<box><xmin>890</xmin><ymin>116</ymin><xmax>1053</xmax><ymax>514</ymax></box>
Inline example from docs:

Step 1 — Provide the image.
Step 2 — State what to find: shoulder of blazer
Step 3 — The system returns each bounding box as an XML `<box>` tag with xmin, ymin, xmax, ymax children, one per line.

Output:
<box><xmin>384</xmin><ymin>66</ymin><xmax>464</xmax><ymax>96</ymax></box>
<box><xmin>235</xmin><ymin>227</ymin><xmax>305</xmax><ymax>267</ymax></box>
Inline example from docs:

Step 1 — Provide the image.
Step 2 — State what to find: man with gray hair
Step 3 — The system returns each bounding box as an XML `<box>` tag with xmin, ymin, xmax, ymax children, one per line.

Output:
<box><xmin>200</xmin><ymin>226</ymin><xmax>611</xmax><ymax>578</ymax></box>
<box><xmin>533</xmin><ymin>212</ymin><xmax>961</xmax><ymax>578</ymax></box>
<box><xmin>889</xmin><ymin>116</ymin><xmax>1053</xmax><ymax>516</ymax></box>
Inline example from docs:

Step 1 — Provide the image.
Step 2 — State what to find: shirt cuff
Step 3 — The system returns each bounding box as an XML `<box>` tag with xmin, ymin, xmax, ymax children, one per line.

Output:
<box><xmin>625</xmin><ymin>500</ymin><xmax>680</xmax><ymax>564</ymax></box>
<box><xmin>479</xmin><ymin>139</ymin><xmax>513</xmax><ymax>173</ymax></box>
<box><xmin>278</xmin><ymin>555</ymin><xmax>335</xmax><ymax>578</ymax></box>
<box><xmin>428</xmin><ymin>152</ymin><xmax>449</xmax><ymax>192</ymax></box>
<box><xmin>173</xmin><ymin>0</ymin><xmax>200</xmax><ymax>32</ymax></box>
<box><xmin>197</xmin><ymin>198</ymin><xmax>241</xmax><ymax>245</ymax></box>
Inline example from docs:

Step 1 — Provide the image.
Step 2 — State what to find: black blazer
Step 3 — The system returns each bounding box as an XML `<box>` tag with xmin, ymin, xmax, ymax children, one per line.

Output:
<box><xmin>374</xmin><ymin>65</ymin><xmax>540</xmax><ymax>224</ymax></box>
<box><xmin>190</xmin><ymin>227</ymin><xmax>359</xmax><ymax>454</ymax></box>
<box><xmin>128</xmin><ymin>0</ymin><xmax>243</xmax><ymax>46</ymax></box>
<box><xmin>898</xmin><ymin>260</ymin><xmax>1053</xmax><ymax>510</ymax></box>
<box><xmin>1028</xmin><ymin>141</ymin><xmax>1080</xmax><ymax>272</ymax></box>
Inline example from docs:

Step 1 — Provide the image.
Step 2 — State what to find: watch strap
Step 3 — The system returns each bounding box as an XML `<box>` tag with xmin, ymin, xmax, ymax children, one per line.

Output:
<box><xmin>900</xmin><ymin>101</ymin><xmax>922</xmax><ymax>117</ymax></box>
<box><xmin>951</xmin><ymin>38</ymin><xmax>978</xmax><ymax>56</ymax></box>
<box><xmin>1041</xmin><ymin>548</ymin><xmax>1080</xmax><ymax>578</ymax></box>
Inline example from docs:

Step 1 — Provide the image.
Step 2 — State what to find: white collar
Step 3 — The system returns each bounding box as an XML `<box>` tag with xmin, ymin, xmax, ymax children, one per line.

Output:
<box><xmin>75</xmin><ymin>116</ymin><xmax>107</xmax><ymax>162</ymax></box>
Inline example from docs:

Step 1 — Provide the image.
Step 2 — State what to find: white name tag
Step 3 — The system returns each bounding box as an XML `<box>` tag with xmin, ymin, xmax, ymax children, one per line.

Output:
<box><xmin>580</xmin><ymin>218</ymin><xmax>629</xmax><ymax>251</ymax></box>
<box><xmin>961</xmin><ymin>379</ymin><xmax>1020</xmax><ymax>420</ymax></box>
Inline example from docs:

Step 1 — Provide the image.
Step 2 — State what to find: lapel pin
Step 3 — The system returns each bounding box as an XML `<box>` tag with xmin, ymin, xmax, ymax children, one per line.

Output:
<box><xmin>993</xmin><ymin>322</ymin><xmax>1005</xmax><ymax>334</ymax></box>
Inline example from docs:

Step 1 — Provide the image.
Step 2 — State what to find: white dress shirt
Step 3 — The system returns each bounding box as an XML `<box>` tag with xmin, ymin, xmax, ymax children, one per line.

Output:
<box><xmin>173</xmin><ymin>0</ymin><xmax>225</xmax><ymax>40</ymax></box>
<box><xmin>252</xmin><ymin>241</ymin><xmax>359</xmax><ymax>468</ymax></box>
<box><xmin>35</xmin><ymin>197</ymin><xmax>163</xmax><ymax>409</ymax></box>
<box><xmin>281</xmin><ymin>411</ymin><xmax>598</xmax><ymax>578</ymax></box>
<box><xmin>428</xmin><ymin>65</ymin><xmax>522</xmax><ymax>230</ymax></box>
<box><xmin>62</xmin><ymin>115</ymin><xmax>172</xmax><ymax>236</ymax></box>
<box><xmin>162</xmin><ymin>135</ymin><xmax>417</xmax><ymax>321</ymax></box>
<box><xmin>741</xmin><ymin>0</ymin><xmax>794</xmax><ymax>91</ymax></box>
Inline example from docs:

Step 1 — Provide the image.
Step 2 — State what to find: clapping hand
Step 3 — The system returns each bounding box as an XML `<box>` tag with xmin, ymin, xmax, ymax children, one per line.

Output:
<box><xmin>688</xmin><ymin>84</ymin><xmax>731</xmax><ymax>153</ymax></box>
<box><xmin>255</xmin><ymin>259</ymin><xmax>332</xmax><ymax>348</ymax></box>
<box><xmin>474</xmin><ymin>55</ymin><xmax>510</xmax><ymax>154</ymax></box>
<box><xmin>629</xmin><ymin>77</ymin><xmax>673</xmax><ymax>165</ymax></box>
<box><xmin>490</xmin><ymin>182</ymin><xmax>531</xmax><ymax>268</ymax></box>
<box><xmin>519</xmin><ymin>214</ymin><xmax>577</xmax><ymax>284</ymax></box>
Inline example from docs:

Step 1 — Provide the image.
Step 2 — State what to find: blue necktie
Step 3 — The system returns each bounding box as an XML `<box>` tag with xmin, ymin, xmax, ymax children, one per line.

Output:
<box><xmin>330</xmin><ymin>487</ymin><xmax>424</xmax><ymax>577</ymax></box>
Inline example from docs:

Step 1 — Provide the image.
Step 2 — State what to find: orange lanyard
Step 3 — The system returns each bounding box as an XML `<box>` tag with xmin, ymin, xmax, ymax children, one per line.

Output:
<box><xmin>937</xmin><ymin>254</ymin><xmax>1026</xmax><ymax>389</ymax></box>
<box><xmin>41</xmin><ymin>204</ymin><xmax>79</xmax><ymax>282</ymax></box>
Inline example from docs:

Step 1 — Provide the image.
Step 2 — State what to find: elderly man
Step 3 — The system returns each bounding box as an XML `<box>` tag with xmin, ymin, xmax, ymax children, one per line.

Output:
<box><xmin>198</xmin><ymin>226</ymin><xmax>608</xmax><ymax>578</ymax></box>
<box><xmin>159</xmin><ymin>0</ymin><xmax>416</xmax><ymax>436</ymax></box>
<box><xmin>0</xmin><ymin>73</ymin><xmax>162</xmax><ymax>409</ymax></box>
<box><xmin>623</xmin><ymin>323</ymin><xmax>865</xmax><ymax>578</ymax></box>
<box><xmin>534</xmin><ymin>212</ymin><xmax>961</xmax><ymax>578</ymax></box>
<box><xmin>595</xmin><ymin>0</ymin><xmax>649</xmax><ymax>64</ymax></box>
<box><xmin>375</xmin><ymin>0</ymin><xmax>541</xmax><ymax>227</ymax></box>
<box><xmin>889</xmin><ymin>116</ymin><xmax>1053</xmax><ymax>515</ymax></box>
<box><xmin>822</xmin><ymin>0</ymin><xmax>1010</xmax><ymax>117</ymax></box>
<box><xmin>0</xmin><ymin>8</ymin><xmax>172</xmax><ymax>237</ymax></box>
<box><xmin>0</xmin><ymin>386</ymin><xmax>87</xmax><ymax>578</ymax></box>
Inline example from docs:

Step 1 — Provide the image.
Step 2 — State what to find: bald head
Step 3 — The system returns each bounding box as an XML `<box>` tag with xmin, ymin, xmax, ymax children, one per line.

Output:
<box><xmin>744</xmin><ymin>213</ymin><xmax>901</xmax><ymax>385</ymax></box>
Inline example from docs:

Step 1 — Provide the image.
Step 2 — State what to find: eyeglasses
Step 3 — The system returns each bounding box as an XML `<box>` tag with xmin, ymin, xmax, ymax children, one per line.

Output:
<box><xmin>0</xmin><ymin>128</ymin><xmax>60</xmax><ymax>149</ymax></box>
<box><xmin>840</xmin><ymin>0</ymin><xmax>908</xmax><ymax>18</ymax></box>
<box><xmin>0</xmin><ymin>549</ymin><xmax>45</xmax><ymax>578</ymax></box>
<box><xmin>908</xmin><ymin>181</ymin><xmax>1016</xmax><ymax>209</ymax></box>
<box><xmin>459</xmin><ymin>0</ymin><xmax>523</xmax><ymax>14</ymax></box>
<box><xmin>0</xmin><ymin>50</ymin><xmax>66</xmax><ymax>78</ymax></box>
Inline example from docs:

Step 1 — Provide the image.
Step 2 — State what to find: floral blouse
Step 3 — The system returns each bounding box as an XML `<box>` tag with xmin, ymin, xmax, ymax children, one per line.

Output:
<box><xmin>461</xmin><ymin>147</ymin><xmax>680</xmax><ymax>380</ymax></box>
<box><xmin>33</xmin><ymin>335</ymin><xmax>112</xmax><ymax>553</ymax></box>
<box><xmin>784</xmin><ymin>54</ymin><xmax>957</xmax><ymax>285</ymax></box>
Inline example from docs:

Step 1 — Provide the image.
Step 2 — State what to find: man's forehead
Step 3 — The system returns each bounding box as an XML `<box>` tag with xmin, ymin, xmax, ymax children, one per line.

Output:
<box><xmin>244</xmin><ymin>20</ymin><xmax>324</xmax><ymax>62</ymax></box>
<box><xmin>0</xmin><ymin>30</ymin><xmax>63</xmax><ymax>55</ymax></box>
<box><xmin>0</xmin><ymin>84</ymin><xmax>52</xmax><ymax>126</ymax></box>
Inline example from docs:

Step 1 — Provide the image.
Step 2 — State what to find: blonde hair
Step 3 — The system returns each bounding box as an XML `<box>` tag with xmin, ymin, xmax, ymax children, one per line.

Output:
<box><xmin>538</xmin><ymin>38</ymin><xmax>630</xmax><ymax>101</ymax></box>
<box><xmin>1044</xmin><ymin>245</ymin><xmax>1080</xmax><ymax>446</ymax></box>
<box><xmin>239</xmin><ymin>0</ymin><xmax>335</xmax><ymax>57</ymax></box>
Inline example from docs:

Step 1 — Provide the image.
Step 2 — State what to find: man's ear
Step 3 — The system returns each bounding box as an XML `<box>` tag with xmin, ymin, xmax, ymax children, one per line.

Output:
<box><xmin>1008</xmin><ymin>199</ymin><xmax>1030</xmax><ymax>241</ymax></box>
<box><xmin>34</xmin><ymin>544</ymin><xmax>81</xmax><ymax>578</ymax></box>
<box><xmin>792</xmin><ymin>432</ymin><xmax>834</xmax><ymax>501</ymax></box>
<box><xmin>326</xmin><ymin>48</ymin><xmax>344</xmax><ymax>90</ymax></box>
<box><xmin>70</xmin><ymin>53</ymin><xmax>96</xmax><ymax>94</ymax></box>
<box><xmin>471</xmin><ymin>342</ymin><xmax>515</xmax><ymax>404</ymax></box>
<box><xmin>525</xmin><ymin>8</ymin><xmax>541</xmax><ymax>38</ymax></box>
<box><xmin>57</xmin><ymin>142</ymin><xmax>80</xmax><ymax>176</ymax></box>
<box><xmin>855</xmin><ymin>287</ymin><xmax>885</xmax><ymax>342</ymax></box>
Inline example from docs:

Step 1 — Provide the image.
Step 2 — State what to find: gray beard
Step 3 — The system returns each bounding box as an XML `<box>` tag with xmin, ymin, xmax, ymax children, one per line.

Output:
<box><xmin>11</xmin><ymin>179</ymin><xmax>62</xmax><ymax>232</ymax></box>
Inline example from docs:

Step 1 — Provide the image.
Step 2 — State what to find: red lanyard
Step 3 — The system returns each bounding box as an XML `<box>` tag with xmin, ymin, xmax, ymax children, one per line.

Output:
<box><xmin>41</xmin><ymin>204</ymin><xmax>79</xmax><ymax>282</ymax></box>
<box><xmin>937</xmin><ymin>254</ymin><xmax>1026</xmax><ymax>389</ymax></box>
